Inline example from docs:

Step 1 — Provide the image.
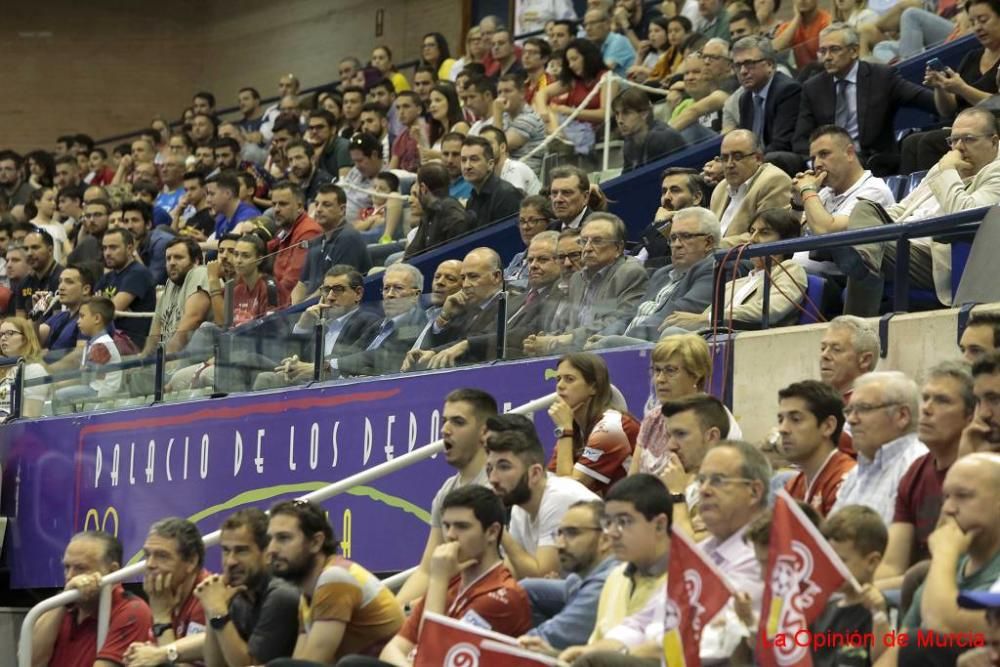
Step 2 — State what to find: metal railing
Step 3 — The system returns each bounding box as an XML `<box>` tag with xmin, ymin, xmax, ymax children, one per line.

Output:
<box><xmin>711</xmin><ymin>207</ymin><xmax>988</xmax><ymax>329</ymax></box>
<box><xmin>17</xmin><ymin>390</ymin><xmax>558</xmax><ymax>667</ymax></box>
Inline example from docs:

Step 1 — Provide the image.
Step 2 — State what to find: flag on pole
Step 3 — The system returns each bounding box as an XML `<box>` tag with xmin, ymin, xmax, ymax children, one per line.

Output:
<box><xmin>414</xmin><ymin>611</ymin><xmax>519</xmax><ymax>667</ymax></box>
<box><xmin>479</xmin><ymin>639</ymin><xmax>561</xmax><ymax>665</ymax></box>
<box><xmin>663</xmin><ymin>526</ymin><xmax>736</xmax><ymax>667</ymax></box>
<box><xmin>757</xmin><ymin>489</ymin><xmax>860</xmax><ymax>667</ymax></box>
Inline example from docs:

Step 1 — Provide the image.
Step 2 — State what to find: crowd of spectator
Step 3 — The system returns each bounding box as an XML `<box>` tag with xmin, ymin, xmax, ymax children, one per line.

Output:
<box><xmin>29</xmin><ymin>337</ymin><xmax>1000</xmax><ymax>665</ymax></box>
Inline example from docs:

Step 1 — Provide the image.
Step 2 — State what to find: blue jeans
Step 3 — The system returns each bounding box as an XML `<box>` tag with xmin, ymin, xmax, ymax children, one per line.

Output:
<box><xmin>872</xmin><ymin>8</ymin><xmax>953</xmax><ymax>61</ymax></box>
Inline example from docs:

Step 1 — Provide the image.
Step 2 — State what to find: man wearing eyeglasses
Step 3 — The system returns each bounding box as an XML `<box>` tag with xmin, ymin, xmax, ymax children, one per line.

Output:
<box><xmin>709</xmin><ymin>129</ymin><xmax>793</xmax><ymax>247</ymax></box>
<box><xmin>733</xmin><ymin>36</ymin><xmax>801</xmax><ymax>170</ymax></box>
<box><xmin>793</xmin><ymin>23</ymin><xmax>936</xmax><ymax>176</ymax></box>
<box><xmin>304</xmin><ymin>110</ymin><xmax>352</xmax><ymax>180</ymax></box>
<box><xmin>831</xmin><ymin>371</ymin><xmax>929</xmax><ymax>525</ymax></box>
<box><xmin>590</xmin><ymin>207</ymin><xmax>718</xmax><ymax>348</ymax></box>
<box><xmin>525</xmin><ymin>214</ymin><xmax>647</xmax><ymax>355</ymax></box>
<box><xmin>832</xmin><ymin>107</ymin><xmax>1000</xmax><ymax>315</ymax></box>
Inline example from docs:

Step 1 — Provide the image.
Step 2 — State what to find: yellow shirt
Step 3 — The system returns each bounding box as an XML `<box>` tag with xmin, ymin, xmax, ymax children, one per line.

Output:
<box><xmin>588</xmin><ymin>562</ymin><xmax>667</xmax><ymax>642</ymax></box>
<box><xmin>388</xmin><ymin>71</ymin><xmax>410</xmax><ymax>92</ymax></box>
<box><xmin>299</xmin><ymin>555</ymin><xmax>404</xmax><ymax>658</ymax></box>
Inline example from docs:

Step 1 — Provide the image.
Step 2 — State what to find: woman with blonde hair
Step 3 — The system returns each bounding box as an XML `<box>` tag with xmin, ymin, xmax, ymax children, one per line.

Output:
<box><xmin>547</xmin><ymin>352</ymin><xmax>640</xmax><ymax>496</ymax></box>
<box><xmin>629</xmin><ymin>334</ymin><xmax>741</xmax><ymax>475</ymax></box>
<box><xmin>0</xmin><ymin>317</ymin><xmax>50</xmax><ymax>419</ymax></box>
<box><xmin>450</xmin><ymin>27</ymin><xmax>489</xmax><ymax>81</ymax></box>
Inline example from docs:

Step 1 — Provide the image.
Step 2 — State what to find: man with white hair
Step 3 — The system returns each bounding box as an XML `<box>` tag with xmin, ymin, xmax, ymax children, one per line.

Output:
<box><xmin>819</xmin><ymin>315</ymin><xmax>879</xmax><ymax>402</ymax></box>
<box><xmin>831</xmin><ymin>371</ymin><xmax>929</xmax><ymax>524</ymax></box>
<box><xmin>587</xmin><ymin>207</ymin><xmax>719</xmax><ymax>348</ymax></box>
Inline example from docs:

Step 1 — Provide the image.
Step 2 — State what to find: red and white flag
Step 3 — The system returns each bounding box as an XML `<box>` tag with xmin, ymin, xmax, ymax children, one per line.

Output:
<box><xmin>479</xmin><ymin>639</ymin><xmax>561</xmax><ymax>665</ymax></box>
<box><xmin>757</xmin><ymin>489</ymin><xmax>859</xmax><ymax>667</ymax></box>
<box><xmin>662</xmin><ymin>526</ymin><xmax>735</xmax><ymax>667</ymax></box>
<box><xmin>414</xmin><ymin>611</ymin><xmax>519</xmax><ymax>667</ymax></box>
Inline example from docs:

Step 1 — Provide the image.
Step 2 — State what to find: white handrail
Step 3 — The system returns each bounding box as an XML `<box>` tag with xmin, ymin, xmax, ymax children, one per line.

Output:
<box><xmin>18</xmin><ymin>391</ymin><xmax>558</xmax><ymax>667</ymax></box>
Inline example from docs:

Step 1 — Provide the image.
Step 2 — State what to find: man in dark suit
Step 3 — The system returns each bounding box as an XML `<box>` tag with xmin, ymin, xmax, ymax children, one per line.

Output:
<box><xmin>792</xmin><ymin>23</ymin><xmax>936</xmax><ymax>175</ymax></box>
<box><xmin>403</xmin><ymin>247</ymin><xmax>505</xmax><ymax>370</ymax></box>
<box><xmin>334</xmin><ymin>263</ymin><xmax>428</xmax><ymax>377</ymax></box>
<box><xmin>586</xmin><ymin>207</ymin><xmax>720</xmax><ymax>348</ymax></box>
<box><xmin>734</xmin><ymin>35</ymin><xmax>803</xmax><ymax>174</ymax></box>
<box><xmin>525</xmin><ymin>213</ymin><xmax>648</xmax><ymax>355</ymax></box>
<box><xmin>254</xmin><ymin>265</ymin><xmax>382</xmax><ymax>387</ymax></box>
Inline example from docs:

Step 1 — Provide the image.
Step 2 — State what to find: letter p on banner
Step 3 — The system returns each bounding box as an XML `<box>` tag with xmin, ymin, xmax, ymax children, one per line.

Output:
<box><xmin>757</xmin><ymin>490</ymin><xmax>858</xmax><ymax>667</ymax></box>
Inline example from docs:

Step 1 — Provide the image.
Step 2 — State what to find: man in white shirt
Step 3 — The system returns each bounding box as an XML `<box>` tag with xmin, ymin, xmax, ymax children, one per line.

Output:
<box><xmin>833</xmin><ymin>107</ymin><xmax>1000</xmax><ymax>314</ymax></box>
<box><xmin>486</xmin><ymin>428</ymin><xmax>599</xmax><ymax>579</ymax></box>
<box><xmin>792</xmin><ymin>125</ymin><xmax>896</xmax><ymax>277</ymax></box>
<box><xmin>480</xmin><ymin>126</ymin><xmax>541</xmax><ymax>196</ymax></box>
<box><xmin>831</xmin><ymin>371</ymin><xmax>929</xmax><ymax>524</ymax></box>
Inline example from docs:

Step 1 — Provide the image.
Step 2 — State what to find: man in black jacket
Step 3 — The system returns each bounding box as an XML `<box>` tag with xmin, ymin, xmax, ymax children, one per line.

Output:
<box><xmin>462</xmin><ymin>136</ymin><xmax>523</xmax><ymax>228</ymax></box>
<box><xmin>403</xmin><ymin>162</ymin><xmax>473</xmax><ymax>259</ymax></box>
<box><xmin>792</xmin><ymin>23</ymin><xmax>937</xmax><ymax>175</ymax></box>
<box><xmin>734</xmin><ymin>35</ymin><xmax>803</xmax><ymax>175</ymax></box>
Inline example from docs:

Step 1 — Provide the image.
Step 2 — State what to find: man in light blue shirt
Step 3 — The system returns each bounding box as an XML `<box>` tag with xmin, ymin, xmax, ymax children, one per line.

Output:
<box><xmin>517</xmin><ymin>500</ymin><xmax>619</xmax><ymax>651</ymax></box>
<box><xmin>583</xmin><ymin>9</ymin><xmax>636</xmax><ymax>78</ymax></box>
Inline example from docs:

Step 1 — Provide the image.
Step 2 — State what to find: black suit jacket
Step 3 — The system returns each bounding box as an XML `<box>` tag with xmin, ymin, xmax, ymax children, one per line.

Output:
<box><xmin>328</xmin><ymin>309</ymin><xmax>382</xmax><ymax>359</ymax></box>
<box><xmin>335</xmin><ymin>306</ymin><xmax>428</xmax><ymax>376</ymax></box>
<box><xmin>422</xmin><ymin>292</ymin><xmax>502</xmax><ymax>352</ymax></box>
<box><xmin>467</xmin><ymin>284</ymin><xmax>566</xmax><ymax>360</ymax></box>
<box><xmin>793</xmin><ymin>60</ymin><xmax>937</xmax><ymax>156</ymax></box>
<box><xmin>738</xmin><ymin>72</ymin><xmax>801</xmax><ymax>152</ymax></box>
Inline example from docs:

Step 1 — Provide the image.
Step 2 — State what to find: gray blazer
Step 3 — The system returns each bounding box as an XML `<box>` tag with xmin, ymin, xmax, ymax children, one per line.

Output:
<box><xmin>560</xmin><ymin>255</ymin><xmax>648</xmax><ymax>344</ymax></box>
<box><xmin>608</xmin><ymin>255</ymin><xmax>716</xmax><ymax>340</ymax></box>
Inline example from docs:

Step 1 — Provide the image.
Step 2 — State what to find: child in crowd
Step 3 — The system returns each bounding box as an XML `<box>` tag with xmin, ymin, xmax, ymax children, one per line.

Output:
<box><xmin>53</xmin><ymin>296</ymin><xmax>122</xmax><ymax>411</ymax></box>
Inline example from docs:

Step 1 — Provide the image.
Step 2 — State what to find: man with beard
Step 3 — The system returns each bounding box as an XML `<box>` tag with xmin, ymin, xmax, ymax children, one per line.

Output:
<box><xmin>141</xmin><ymin>238</ymin><xmax>212</xmax><ymax>356</ymax></box>
<box><xmin>255</xmin><ymin>266</ymin><xmax>381</xmax><ymax>388</ymax></box>
<box><xmin>193</xmin><ymin>508</ymin><xmax>299</xmax><ymax>665</ymax></box>
<box><xmin>963</xmin><ymin>351</ymin><xmax>1000</xmax><ymax>456</ymax></box>
<box><xmin>517</xmin><ymin>500</ymin><xmax>619</xmax><ymax>652</ymax></box>
<box><xmin>367</xmin><ymin>486</ymin><xmax>531</xmax><ymax>667</ymax></box>
<box><xmin>395</xmin><ymin>389</ymin><xmax>498</xmax><ymax>606</ymax></box>
<box><xmin>486</xmin><ymin>428</ymin><xmax>598</xmax><ymax>579</ymax></box>
<box><xmin>265</xmin><ymin>499</ymin><xmax>403</xmax><ymax>662</ymax></box>
<box><xmin>291</xmin><ymin>184</ymin><xmax>370</xmax><ymax>304</ymax></box>
<box><xmin>402</xmin><ymin>162</ymin><xmax>473</xmax><ymax>260</ymax></box>
<box><xmin>67</xmin><ymin>197</ymin><xmax>112</xmax><ymax>268</ymax></box>
<box><xmin>16</xmin><ymin>229</ymin><xmax>63</xmax><ymax>319</ymax></box>
<box><xmin>0</xmin><ymin>150</ymin><xmax>34</xmax><ymax>207</ymax></box>
<box><xmin>212</xmin><ymin>138</ymin><xmax>242</xmax><ymax>173</ymax></box>
<box><xmin>268</xmin><ymin>181</ymin><xmax>322</xmax><ymax>294</ymax></box>
<box><xmin>285</xmin><ymin>140</ymin><xmax>333</xmax><ymax>205</ymax></box>
<box><xmin>94</xmin><ymin>227</ymin><xmax>156</xmax><ymax>349</ymax></box>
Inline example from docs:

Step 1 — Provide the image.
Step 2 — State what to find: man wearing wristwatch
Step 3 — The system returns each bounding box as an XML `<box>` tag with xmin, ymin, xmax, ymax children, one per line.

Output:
<box><xmin>193</xmin><ymin>508</ymin><xmax>299</xmax><ymax>666</ymax></box>
<box><xmin>125</xmin><ymin>518</ymin><xmax>210</xmax><ymax>667</ymax></box>
<box><xmin>31</xmin><ymin>531</ymin><xmax>153</xmax><ymax>667</ymax></box>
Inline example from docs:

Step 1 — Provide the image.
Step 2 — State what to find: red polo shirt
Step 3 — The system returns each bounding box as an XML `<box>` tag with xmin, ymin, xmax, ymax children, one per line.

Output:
<box><xmin>50</xmin><ymin>584</ymin><xmax>153</xmax><ymax>667</ymax></box>
<box><xmin>269</xmin><ymin>212</ymin><xmax>322</xmax><ymax>292</ymax></box>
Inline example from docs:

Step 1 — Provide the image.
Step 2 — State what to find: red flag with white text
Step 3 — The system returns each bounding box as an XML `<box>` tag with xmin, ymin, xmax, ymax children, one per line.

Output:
<box><xmin>757</xmin><ymin>489</ymin><xmax>858</xmax><ymax>667</ymax></box>
<box><xmin>662</xmin><ymin>526</ymin><xmax>735</xmax><ymax>667</ymax></box>
<box><xmin>413</xmin><ymin>610</ymin><xmax>520</xmax><ymax>667</ymax></box>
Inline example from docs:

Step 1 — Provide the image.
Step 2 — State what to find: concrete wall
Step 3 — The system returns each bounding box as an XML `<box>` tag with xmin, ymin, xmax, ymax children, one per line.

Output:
<box><xmin>1</xmin><ymin>0</ymin><xmax>463</xmax><ymax>154</ymax></box>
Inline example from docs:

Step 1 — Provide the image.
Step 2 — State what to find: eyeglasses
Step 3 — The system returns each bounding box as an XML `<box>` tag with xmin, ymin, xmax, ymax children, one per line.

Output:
<box><xmin>555</xmin><ymin>526</ymin><xmax>603</xmax><ymax>539</ymax></box>
<box><xmin>652</xmin><ymin>364</ymin><xmax>684</xmax><ymax>377</ymax></box>
<box><xmin>600</xmin><ymin>515</ymin><xmax>639</xmax><ymax>533</ymax></box>
<box><xmin>319</xmin><ymin>285</ymin><xmax>351</xmax><ymax>296</ymax></box>
<box><xmin>945</xmin><ymin>134</ymin><xmax>994</xmax><ymax>147</ymax></box>
<box><xmin>732</xmin><ymin>58</ymin><xmax>768</xmax><ymax>71</ymax></box>
<box><xmin>518</xmin><ymin>216</ymin><xmax>550</xmax><ymax>227</ymax></box>
<box><xmin>843</xmin><ymin>401</ymin><xmax>899</xmax><ymax>417</ymax></box>
<box><xmin>669</xmin><ymin>232</ymin><xmax>709</xmax><ymax>244</ymax></box>
<box><xmin>558</xmin><ymin>251</ymin><xmax>583</xmax><ymax>262</ymax></box>
<box><xmin>576</xmin><ymin>236</ymin><xmax>618</xmax><ymax>248</ymax></box>
<box><xmin>694</xmin><ymin>473</ymin><xmax>754</xmax><ymax>488</ymax></box>
<box><xmin>0</xmin><ymin>330</ymin><xmax>23</xmax><ymax>339</ymax></box>
<box><xmin>719</xmin><ymin>152</ymin><xmax>755</xmax><ymax>163</ymax></box>
<box><xmin>816</xmin><ymin>45</ymin><xmax>849</xmax><ymax>56</ymax></box>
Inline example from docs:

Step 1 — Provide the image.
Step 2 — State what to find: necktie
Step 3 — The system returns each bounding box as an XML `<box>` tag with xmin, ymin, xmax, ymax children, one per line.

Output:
<box><xmin>368</xmin><ymin>320</ymin><xmax>394</xmax><ymax>350</ymax></box>
<box><xmin>835</xmin><ymin>79</ymin><xmax>851</xmax><ymax>131</ymax></box>
<box><xmin>752</xmin><ymin>94</ymin><xmax>766</xmax><ymax>142</ymax></box>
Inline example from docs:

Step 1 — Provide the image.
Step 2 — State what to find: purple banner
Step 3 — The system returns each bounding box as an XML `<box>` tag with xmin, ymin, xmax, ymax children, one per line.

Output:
<box><xmin>1</xmin><ymin>348</ymin><xmax>652</xmax><ymax>589</ymax></box>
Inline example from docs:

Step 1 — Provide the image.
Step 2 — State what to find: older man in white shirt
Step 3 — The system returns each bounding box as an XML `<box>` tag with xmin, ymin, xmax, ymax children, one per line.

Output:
<box><xmin>831</xmin><ymin>371</ymin><xmax>928</xmax><ymax>524</ymax></box>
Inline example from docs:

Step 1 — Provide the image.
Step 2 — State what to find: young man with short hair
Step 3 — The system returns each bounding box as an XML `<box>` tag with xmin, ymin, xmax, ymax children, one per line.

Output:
<box><xmin>614</xmin><ymin>87</ymin><xmax>686</xmax><ymax>173</ymax></box>
<box><xmin>960</xmin><ymin>311</ymin><xmax>1000</xmax><ymax>364</ymax></box>
<box><xmin>40</xmin><ymin>263</ymin><xmax>95</xmax><ymax>357</ymax></box>
<box><xmin>388</xmin><ymin>92</ymin><xmax>424</xmax><ymax>173</ymax></box>
<box><xmin>95</xmin><ymin>226</ymin><xmax>156</xmax><ymax>349</ymax></box>
<box><xmin>396</xmin><ymin>389</ymin><xmax>499</xmax><ymax>605</ymax></box>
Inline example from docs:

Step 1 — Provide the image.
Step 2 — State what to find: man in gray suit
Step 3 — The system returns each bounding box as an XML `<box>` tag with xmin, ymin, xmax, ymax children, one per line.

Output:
<box><xmin>525</xmin><ymin>213</ymin><xmax>648</xmax><ymax>355</ymax></box>
<box><xmin>587</xmin><ymin>207</ymin><xmax>720</xmax><ymax>349</ymax></box>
